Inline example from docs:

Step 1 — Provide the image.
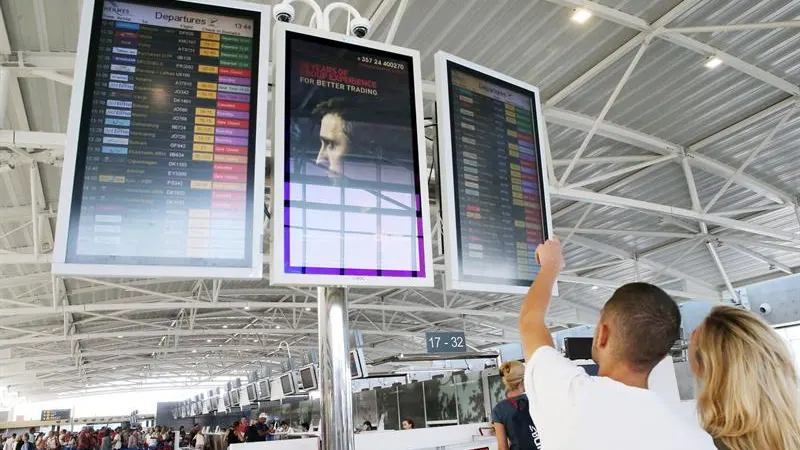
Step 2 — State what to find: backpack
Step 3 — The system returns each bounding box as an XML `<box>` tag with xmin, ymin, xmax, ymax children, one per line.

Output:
<box><xmin>506</xmin><ymin>397</ymin><xmax>542</xmax><ymax>450</ymax></box>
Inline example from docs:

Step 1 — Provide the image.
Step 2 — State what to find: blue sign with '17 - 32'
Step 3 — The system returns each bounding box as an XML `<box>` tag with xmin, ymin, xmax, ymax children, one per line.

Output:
<box><xmin>426</xmin><ymin>331</ymin><xmax>467</xmax><ymax>353</ymax></box>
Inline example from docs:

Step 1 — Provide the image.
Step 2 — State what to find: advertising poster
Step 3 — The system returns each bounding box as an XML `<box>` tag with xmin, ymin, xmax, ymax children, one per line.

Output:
<box><xmin>272</xmin><ymin>25</ymin><xmax>432</xmax><ymax>287</ymax></box>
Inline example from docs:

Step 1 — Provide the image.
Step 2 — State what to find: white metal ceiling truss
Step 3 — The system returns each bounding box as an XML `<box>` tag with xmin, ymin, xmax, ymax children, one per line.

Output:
<box><xmin>0</xmin><ymin>0</ymin><xmax>799</xmax><ymax>401</ymax></box>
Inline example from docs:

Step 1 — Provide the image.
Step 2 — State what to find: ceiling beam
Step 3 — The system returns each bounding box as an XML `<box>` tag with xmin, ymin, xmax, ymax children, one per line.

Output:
<box><xmin>558</xmin><ymin>274</ymin><xmax>717</xmax><ymax>301</ymax></box>
<box><xmin>566</xmin><ymin>234</ymin><xmax>718</xmax><ymax>294</ymax></box>
<box><xmin>544</xmin><ymin>107</ymin><xmax>795</xmax><ymax>205</ymax></box>
<box><xmin>551</xmin><ymin>185</ymin><xmax>798</xmax><ymax>241</ymax></box>
<box><xmin>0</xmin><ymin>300</ymin><xmax>519</xmax><ymax>319</ymax></box>
<box><xmin>661</xmin><ymin>21</ymin><xmax>800</xmax><ymax>34</ymax></box>
<box><xmin>542</xmin><ymin>0</ymin><xmax>800</xmax><ymax>96</ymax></box>
<box><xmin>0</xmin><ymin>326</ymin><xmax>513</xmax><ymax>347</ymax></box>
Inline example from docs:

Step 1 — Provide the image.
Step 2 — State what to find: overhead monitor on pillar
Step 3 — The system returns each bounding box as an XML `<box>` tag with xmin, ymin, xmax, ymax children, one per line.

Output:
<box><xmin>270</xmin><ymin>23</ymin><xmax>433</xmax><ymax>288</ymax></box>
<box><xmin>434</xmin><ymin>52</ymin><xmax>555</xmax><ymax>295</ymax></box>
<box><xmin>52</xmin><ymin>0</ymin><xmax>271</xmax><ymax>279</ymax></box>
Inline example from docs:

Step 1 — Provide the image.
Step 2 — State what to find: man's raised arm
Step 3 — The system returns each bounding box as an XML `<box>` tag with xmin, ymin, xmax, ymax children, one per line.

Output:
<box><xmin>519</xmin><ymin>238</ymin><xmax>564</xmax><ymax>360</ymax></box>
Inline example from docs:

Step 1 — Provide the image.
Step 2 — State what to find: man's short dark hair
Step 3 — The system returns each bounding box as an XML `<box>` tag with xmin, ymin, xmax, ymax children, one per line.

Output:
<box><xmin>312</xmin><ymin>97</ymin><xmax>354</xmax><ymax>139</ymax></box>
<box><xmin>602</xmin><ymin>282</ymin><xmax>680</xmax><ymax>371</ymax></box>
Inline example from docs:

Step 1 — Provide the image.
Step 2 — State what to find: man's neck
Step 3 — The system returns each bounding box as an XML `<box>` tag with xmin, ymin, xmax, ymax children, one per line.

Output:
<box><xmin>598</xmin><ymin>363</ymin><xmax>650</xmax><ymax>389</ymax></box>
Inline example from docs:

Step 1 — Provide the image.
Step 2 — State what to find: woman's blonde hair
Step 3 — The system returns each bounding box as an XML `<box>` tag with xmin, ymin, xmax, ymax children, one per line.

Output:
<box><xmin>499</xmin><ymin>360</ymin><xmax>524</xmax><ymax>392</ymax></box>
<box><xmin>693</xmin><ymin>306</ymin><xmax>800</xmax><ymax>450</ymax></box>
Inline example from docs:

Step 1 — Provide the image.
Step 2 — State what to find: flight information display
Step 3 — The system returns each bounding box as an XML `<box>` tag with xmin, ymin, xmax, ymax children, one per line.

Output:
<box><xmin>271</xmin><ymin>24</ymin><xmax>433</xmax><ymax>287</ymax></box>
<box><xmin>435</xmin><ymin>53</ymin><xmax>553</xmax><ymax>294</ymax></box>
<box><xmin>54</xmin><ymin>0</ymin><xmax>268</xmax><ymax>278</ymax></box>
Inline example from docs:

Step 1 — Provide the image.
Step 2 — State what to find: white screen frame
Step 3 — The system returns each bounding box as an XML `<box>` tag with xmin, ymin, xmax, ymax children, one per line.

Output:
<box><xmin>51</xmin><ymin>0</ymin><xmax>270</xmax><ymax>279</ymax></box>
<box><xmin>279</xmin><ymin>371</ymin><xmax>297</xmax><ymax>395</ymax></box>
<box><xmin>270</xmin><ymin>22</ymin><xmax>433</xmax><ymax>288</ymax></box>
<box><xmin>257</xmin><ymin>379</ymin><xmax>271</xmax><ymax>400</ymax></box>
<box><xmin>434</xmin><ymin>51</ymin><xmax>556</xmax><ymax>295</ymax></box>
<box><xmin>299</xmin><ymin>363</ymin><xmax>318</xmax><ymax>391</ymax></box>
<box><xmin>349</xmin><ymin>348</ymin><xmax>368</xmax><ymax>379</ymax></box>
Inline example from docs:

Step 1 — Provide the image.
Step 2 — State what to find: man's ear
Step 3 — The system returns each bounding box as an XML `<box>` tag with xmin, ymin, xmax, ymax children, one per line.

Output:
<box><xmin>596</xmin><ymin>322</ymin><xmax>610</xmax><ymax>349</ymax></box>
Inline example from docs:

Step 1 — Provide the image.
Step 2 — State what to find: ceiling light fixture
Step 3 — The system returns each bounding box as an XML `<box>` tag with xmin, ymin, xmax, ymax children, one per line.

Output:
<box><xmin>570</xmin><ymin>8</ymin><xmax>592</xmax><ymax>24</ymax></box>
<box><xmin>192</xmin><ymin>349</ymin><xmax>197</xmax><ymax>353</ymax></box>
<box><xmin>275</xmin><ymin>325</ymin><xmax>281</xmax><ymax>329</ymax></box>
<box><xmin>244</xmin><ymin>306</ymin><xmax>251</xmax><ymax>310</ymax></box>
<box><xmin>253</xmin><ymin>339</ymin><xmax>259</xmax><ymax>343</ymax></box>
<box><xmin>222</xmin><ymin>325</ymin><xmax>228</xmax><ymax>329</ymax></box>
<box><xmin>591</xmin><ymin>285</ymin><xmax>599</xmax><ymax>291</ymax></box>
<box><xmin>304</xmin><ymin>307</ymin><xmax>311</xmax><ymax>311</ymax></box>
<box><xmin>117</xmin><ymin>335</ymin><xmax>124</xmax><ymax>338</ymax></box>
<box><xmin>704</xmin><ymin>56</ymin><xmax>723</xmax><ymax>69</ymax></box>
<box><xmin>206</xmin><ymin>339</ymin><xmax>212</xmax><ymax>343</ymax></box>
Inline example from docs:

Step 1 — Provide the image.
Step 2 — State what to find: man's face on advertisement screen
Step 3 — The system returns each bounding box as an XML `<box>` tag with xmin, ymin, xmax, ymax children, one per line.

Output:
<box><xmin>316</xmin><ymin>113</ymin><xmax>350</xmax><ymax>176</ymax></box>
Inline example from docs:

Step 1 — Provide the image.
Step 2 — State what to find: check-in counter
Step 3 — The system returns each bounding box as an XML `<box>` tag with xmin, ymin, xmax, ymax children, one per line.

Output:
<box><xmin>228</xmin><ymin>423</ymin><xmax>492</xmax><ymax>450</ymax></box>
<box><xmin>354</xmin><ymin>424</ymin><xmax>492</xmax><ymax>450</ymax></box>
<box><xmin>206</xmin><ymin>433</ymin><xmax>227</xmax><ymax>450</ymax></box>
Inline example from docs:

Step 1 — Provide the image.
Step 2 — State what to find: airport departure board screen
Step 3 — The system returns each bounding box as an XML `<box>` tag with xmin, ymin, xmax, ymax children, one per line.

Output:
<box><xmin>271</xmin><ymin>25</ymin><xmax>432</xmax><ymax>287</ymax></box>
<box><xmin>436</xmin><ymin>54</ymin><xmax>552</xmax><ymax>293</ymax></box>
<box><xmin>55</xmin><ymin>0</ymin><xmax>267</xmax><ymax>277</ymax></box>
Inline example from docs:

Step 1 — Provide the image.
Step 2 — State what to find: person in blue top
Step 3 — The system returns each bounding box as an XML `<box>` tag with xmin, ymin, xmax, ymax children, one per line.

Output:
<box><xmin>491</xmin><ymin>361</ymin><xmax>540</xmax><ymax>450</ymax></box>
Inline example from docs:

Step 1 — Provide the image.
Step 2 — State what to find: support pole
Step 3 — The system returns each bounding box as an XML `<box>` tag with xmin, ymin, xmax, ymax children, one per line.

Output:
<box><xmin>317</xmin><ymin>286</ymin><xmax>353</xmax><ymax>450</ymax></box>
<box><xmin>30</xmin><ymin>162</ymin><xmax>39</xmax><ymax>256</ymax></box>
<box><xmin>0</xmin><ymin>69</ymin><xmax>10</xmax><ymax>128</ymax></box>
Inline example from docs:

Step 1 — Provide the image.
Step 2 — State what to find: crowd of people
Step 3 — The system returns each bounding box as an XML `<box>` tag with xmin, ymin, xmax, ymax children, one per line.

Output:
<box><xmin>490</xmin><ymin>238</ymin><xmax>800</xmax><ymax>450</ymax></box>
<box><xmin>217</xmin><ymin>415</ymin><xmax>311</xmax><ymax>447</ymax></box>
<box><xmin>1</xmin><ymin>426</ymin><xmax>173</xmax><ymax>450</ymax></box>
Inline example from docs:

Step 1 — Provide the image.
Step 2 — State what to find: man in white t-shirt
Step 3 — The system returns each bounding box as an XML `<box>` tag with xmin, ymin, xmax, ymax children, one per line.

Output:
<box><xmin>519</xmin><ymin>238</ymin><xmax>716</xmax><ymax>450</ymax></box>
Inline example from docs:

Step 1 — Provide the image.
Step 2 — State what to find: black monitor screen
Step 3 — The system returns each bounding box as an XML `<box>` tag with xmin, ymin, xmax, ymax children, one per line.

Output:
<box><xmin>300</xmin><ymin>366</ymin><xmax>316</xmax><ymax>390</ymax></box>
<box><xmin>258</xmin><ymin>380</ymin><xmax>270</xmax><ymax>399</ymax></box>
<box><xmin>564</xmin><ymin>337</ymin><xmax>594</xmax><ymax>360</ymax></box>
<box><xmin>280</xmin><ymin>373</ymin><xmax>295</xmax><ymax>395</ymax></box>
<box><xmin>350</xmin><ymin>351</ymin><xmax>359</xmax><ymax>378</ymax></box>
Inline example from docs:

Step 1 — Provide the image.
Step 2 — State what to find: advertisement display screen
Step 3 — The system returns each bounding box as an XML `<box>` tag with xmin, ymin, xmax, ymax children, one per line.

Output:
<box><xmin>435</xmin><ymin>52</ymin><xmax>554</xmax><ymax>295</ymax></box>
<box><xmin>271</xmin><ymin>24</ymin><xmax>432</xmax><ymax>287</ymax></box>
<box><xmin>53</xmin><ymin>0</ymin><xmax>269</xmax><ymax>278</ymax></box>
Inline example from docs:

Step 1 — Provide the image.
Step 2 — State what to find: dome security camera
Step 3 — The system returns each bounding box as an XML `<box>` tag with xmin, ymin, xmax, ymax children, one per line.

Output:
<box><xmin>273</xmin><ymin>3</ymin><xmax>295</xmax><ymax>23</ymax></box>
<box><xmin>759</xmin><ymin>303</ymin><xmax>772</xmax><ymax>316</ymax></box>
<box><xmin>350</xmin><ymin>17</ymin><xmax>371</xmax><ymax>38</ymax></box>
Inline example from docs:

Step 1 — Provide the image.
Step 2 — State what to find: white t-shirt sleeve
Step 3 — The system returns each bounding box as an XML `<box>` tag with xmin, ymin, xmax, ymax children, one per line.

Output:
<box><xmin>524</xmin><ymin>346</ymin><xmax>590</xmax><ymax>449</ymax></box>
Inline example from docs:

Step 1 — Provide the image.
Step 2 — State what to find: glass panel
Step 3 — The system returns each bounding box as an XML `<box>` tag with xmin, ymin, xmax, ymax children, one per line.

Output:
<box><xmin>453</xmin><ymin>371</ymin><xmax>486</xmax><ymax>424</ymax></box>
<box><xmin>398</xmin><ymin>382</ymin><xmax>425</xmax><ymax>429</ymax></box>
<box><xmin>423</xmin><ymin>376</ymin><xmax>457</xmax><ymax>422</ymax></box>
<box><xmin>311</xmin><ymin>397</ymin><xmax>322</xmax><ymax>427</ymax></box>
<box><xmin>487</xmin><ymin>373</ymin><xmax>506</xmax><ymax>412</ymax></box>
<box><xmin>297</xmin><ymin>399</ymin><xmax>314</xmax><ymax>429</ymax></box>
<box><xmin>353</xmin><ymin>389</ymin><xmax>379</xmax><ymax>429</ymax></box>
<box><xmin>375</xmin><ymin>386</ymin><xmax>400</xmax><ymax>430</ymax></box>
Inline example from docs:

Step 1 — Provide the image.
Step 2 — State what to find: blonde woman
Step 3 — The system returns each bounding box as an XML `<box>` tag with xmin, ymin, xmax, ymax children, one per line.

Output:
<box><xmin>690</xmin><ymin>306</ymin><xmax>800</xmax><ymax>450</ymax></box>
<box><xmin>491</xmin><ymin>361</ymin><xmax>540</xmax><ymax>450</ymax></box>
